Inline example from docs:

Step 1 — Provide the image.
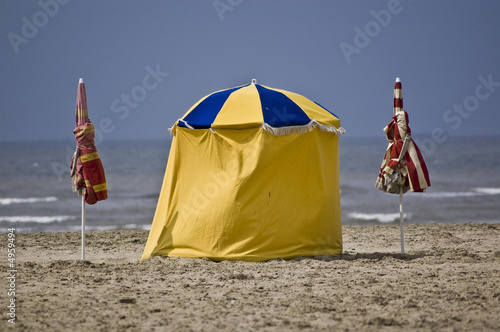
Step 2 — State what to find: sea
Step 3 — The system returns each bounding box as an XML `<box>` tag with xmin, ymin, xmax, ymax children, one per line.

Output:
<box><xmin>1</xmin><ymin>136</ymin><xmax>499</xmax><ymax>233</ymax></box>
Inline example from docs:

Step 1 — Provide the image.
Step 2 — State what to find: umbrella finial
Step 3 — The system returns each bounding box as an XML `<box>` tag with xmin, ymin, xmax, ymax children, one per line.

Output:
<box><xmin>394</xmin><ymin>77</ymin><xmax>403</xmax><ymax>114</ymax></box>
<box><xmin>251</xmin><ymin>79</ymin><xmax>257</xmax><ymax>85</ymax></box>
<box><xmin>79</xmin><ymin>78</ymin><xmax>84</xmax><ymax>84</ymax></box>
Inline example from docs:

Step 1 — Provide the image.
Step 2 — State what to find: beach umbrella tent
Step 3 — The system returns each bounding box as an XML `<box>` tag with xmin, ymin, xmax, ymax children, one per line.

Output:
<box><xmin>376</xmin><ymin>77</ymin><xmax>430</xmax><ymax>253</ymax></box>
<box><xmin>141</xmin><ymin>80</ymin><xmax>345</xmax><ymax>261</ymax></box>
<box><xmin>70</xmin><ymin>78</ymin><xmax>107</xmax><ymax>260</ymax></box>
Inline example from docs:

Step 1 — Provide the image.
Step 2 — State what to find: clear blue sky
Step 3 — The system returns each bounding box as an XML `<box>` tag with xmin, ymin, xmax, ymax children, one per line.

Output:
<box><xmin>1</xmin><ymin>0</ymin><xmax>499</xmax><ymax>142</ymax></box>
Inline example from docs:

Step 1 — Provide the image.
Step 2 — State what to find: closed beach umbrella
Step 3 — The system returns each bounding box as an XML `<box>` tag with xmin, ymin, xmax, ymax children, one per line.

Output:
<box><xmin>71</xmin><ymin>78</ymin><xmax>107</xmax><ymax>203</ymax></box>
<box><xmin>376</xmin><ymin>77</ymin><xmax>430</xmax><ymax>253</ymax></box>
<box><xmin>70</xmin><ymin>78</ymin><xmax>107</xmax><ymax>259</ymax></box>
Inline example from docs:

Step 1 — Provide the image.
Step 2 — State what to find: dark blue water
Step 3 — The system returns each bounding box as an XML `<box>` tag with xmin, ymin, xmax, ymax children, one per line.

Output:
<box><xmin>1</xmin><ymin>136</ymin><xmax>499</xmax><ymax>233</ymax></box>
<box><xmin>340</xmin><ymin>135</ymin><xmax>500</xmax><ymax>225</ymax></box>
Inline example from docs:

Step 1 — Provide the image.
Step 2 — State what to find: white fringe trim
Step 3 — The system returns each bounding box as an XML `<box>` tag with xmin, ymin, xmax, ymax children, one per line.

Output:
<box><xmin>169</xmin><ymin>119</ymin><xmax>195</xmax><ymax>135</ymax></box>
<box><xmin>261</xmin><ymin>121</ymin><xmax>345</xmax><ymax>136</ymax></box>
<box><xmin>169</xmin><ymin>120</ymin><xmax>346</xmax><ymax>136</ymax></box>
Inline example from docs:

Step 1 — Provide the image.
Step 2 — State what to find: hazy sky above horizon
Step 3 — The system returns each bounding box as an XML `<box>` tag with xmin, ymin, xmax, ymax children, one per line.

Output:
<box><xmin>1</xmin><ymin>0</ymin><xmax>500</xmax><ymax>142</ymax></box>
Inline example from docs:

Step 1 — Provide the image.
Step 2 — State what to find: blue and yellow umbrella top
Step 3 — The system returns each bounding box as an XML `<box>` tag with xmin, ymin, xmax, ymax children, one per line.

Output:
<box><xmin>172</xmin><ymin>80</ymin><xmax>345</xmax><ymax>136</ymax></box>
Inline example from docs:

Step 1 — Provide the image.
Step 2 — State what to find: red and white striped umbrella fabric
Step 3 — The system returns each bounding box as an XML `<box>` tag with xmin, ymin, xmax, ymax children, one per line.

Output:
<box><xmin>376</xmin><ymin>78</ymin><xmax>430</xmax><ymax>194</ymax></box>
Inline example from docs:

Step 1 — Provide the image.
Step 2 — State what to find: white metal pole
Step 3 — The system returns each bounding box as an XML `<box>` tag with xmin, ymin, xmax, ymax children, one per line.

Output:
<box><xmin>399</xmin><ymin>187</ymin><xmax>405</xmax><ymax>254</ymax></box>
<box><xmin>81</xmin><ymin>195</ymin><xmax>85</xmax><ymax>260</ymax></box>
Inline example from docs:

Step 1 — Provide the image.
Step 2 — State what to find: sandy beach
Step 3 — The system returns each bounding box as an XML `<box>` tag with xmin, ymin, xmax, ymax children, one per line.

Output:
<box><xmin>5</xmin><ymin>223</ymin><xmax>499</xmax><ymax>331</ymax></box>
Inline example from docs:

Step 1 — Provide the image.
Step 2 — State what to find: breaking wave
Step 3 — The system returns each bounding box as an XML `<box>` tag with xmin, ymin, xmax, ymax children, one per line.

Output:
<box><xmin>0</xmin><ymin>197</ymin><xmax>58</xmax><ymax>205</ymax></box>
<box><xmin>347</xmin><ymin>212</ymin><xmax>412</xmax><ymax>223</ymax></box>
<box><xmin>0</xmin><ymin>216</ymin><xmax>75</xmax><ymax>224</ymax></box>
<box><xmin>414</xmin><ymin>187</ymin><xmax>500</xmax><ymax>198</ymax></box>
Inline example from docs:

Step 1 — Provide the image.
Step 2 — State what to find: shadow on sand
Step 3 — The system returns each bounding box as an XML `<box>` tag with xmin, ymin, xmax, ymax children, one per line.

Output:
<box><xmin>292</xmin><ymin>251</ymin><xmax>429</xmax><ymax>262</ymax></box>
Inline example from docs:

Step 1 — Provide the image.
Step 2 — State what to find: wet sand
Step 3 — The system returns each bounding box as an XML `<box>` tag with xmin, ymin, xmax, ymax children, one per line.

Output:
<box><xmin>5</xmin><ymin>223</ymin><xmax>500</xmax><ymax>331</ymax></box>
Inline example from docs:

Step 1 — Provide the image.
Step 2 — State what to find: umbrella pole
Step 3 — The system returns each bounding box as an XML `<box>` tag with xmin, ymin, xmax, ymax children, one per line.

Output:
<box><xmin>399</xmin><ymin>187</ymin><xmax>405</xmax><ymax>254</ymax></box>
<box><xmin>81</xmin><ymin>195</ymin><xmax>85</xmax><ymax>260</ymax></box>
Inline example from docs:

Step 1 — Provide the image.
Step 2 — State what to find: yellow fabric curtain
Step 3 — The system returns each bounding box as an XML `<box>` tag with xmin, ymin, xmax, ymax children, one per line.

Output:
<box><xmin>141</xmin><ymin>126</ymin><xmax>342</xmax><ymax>261</ymax></box>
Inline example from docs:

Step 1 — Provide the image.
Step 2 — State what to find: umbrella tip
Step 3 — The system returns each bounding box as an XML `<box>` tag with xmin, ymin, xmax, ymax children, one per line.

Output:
<box><xmin>251</xmin><ymin>78</ymin><xmax>257</xmax><ymax>84</ymax></box>
<box><xmin>395</xmin><ymin>77</ymin><xmax>401</xmax><ymax>83</ymax></box>
<box><xmin>79</xmin><ymin>78</ymin><xmax>84</xmax><ymax>84</ymax></box>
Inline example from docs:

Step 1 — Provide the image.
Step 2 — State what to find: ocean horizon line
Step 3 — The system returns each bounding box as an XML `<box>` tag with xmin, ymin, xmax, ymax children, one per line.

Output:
<box><xmin>1</xmin><ymin>132</ymin><xmax>499</xmax><ymax>144</ymax></box>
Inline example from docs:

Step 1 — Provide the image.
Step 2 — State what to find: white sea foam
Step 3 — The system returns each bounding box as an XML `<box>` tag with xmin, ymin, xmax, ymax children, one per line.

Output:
<box><xmin>414</xmin><ymin>187</ymin><xmax>500</xmax><ymax>198</ymax></box>
<box><xmin>66</xmin><ymin>224</ymin><xmax>151</xmax><ymax>232</ymax></box>
<box><xmin>474</xmin><ymin>187</ymin><xmax>500</xmax><ymax>195</ymax></box>
<box><xmin>0</xmin><ymin>197</ymin><xmax>57</xmax><ymax>205</ymax></box>
<box><xmin>347</xmin><ymin>212</ymin><xmax>412</xmax><ymax>223</ymax></box>
<box><xmin>88</xmin><ymin>224</ymin><xmax>151</xmax><ymax>231</ymax></box>
<box><xmin>123</xmin><ymin>224</ymin><xmax>151</xmax><ymax>230</ymax></box>
<box><xmin>419</xmin><ymin>192</ymin><xmax>479</xmax><ymax>198</ymax></box>
<box><xmin>0</xmin><ymin>216</ymin><xmax>75</xmax><ymax>223</ymax></box>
